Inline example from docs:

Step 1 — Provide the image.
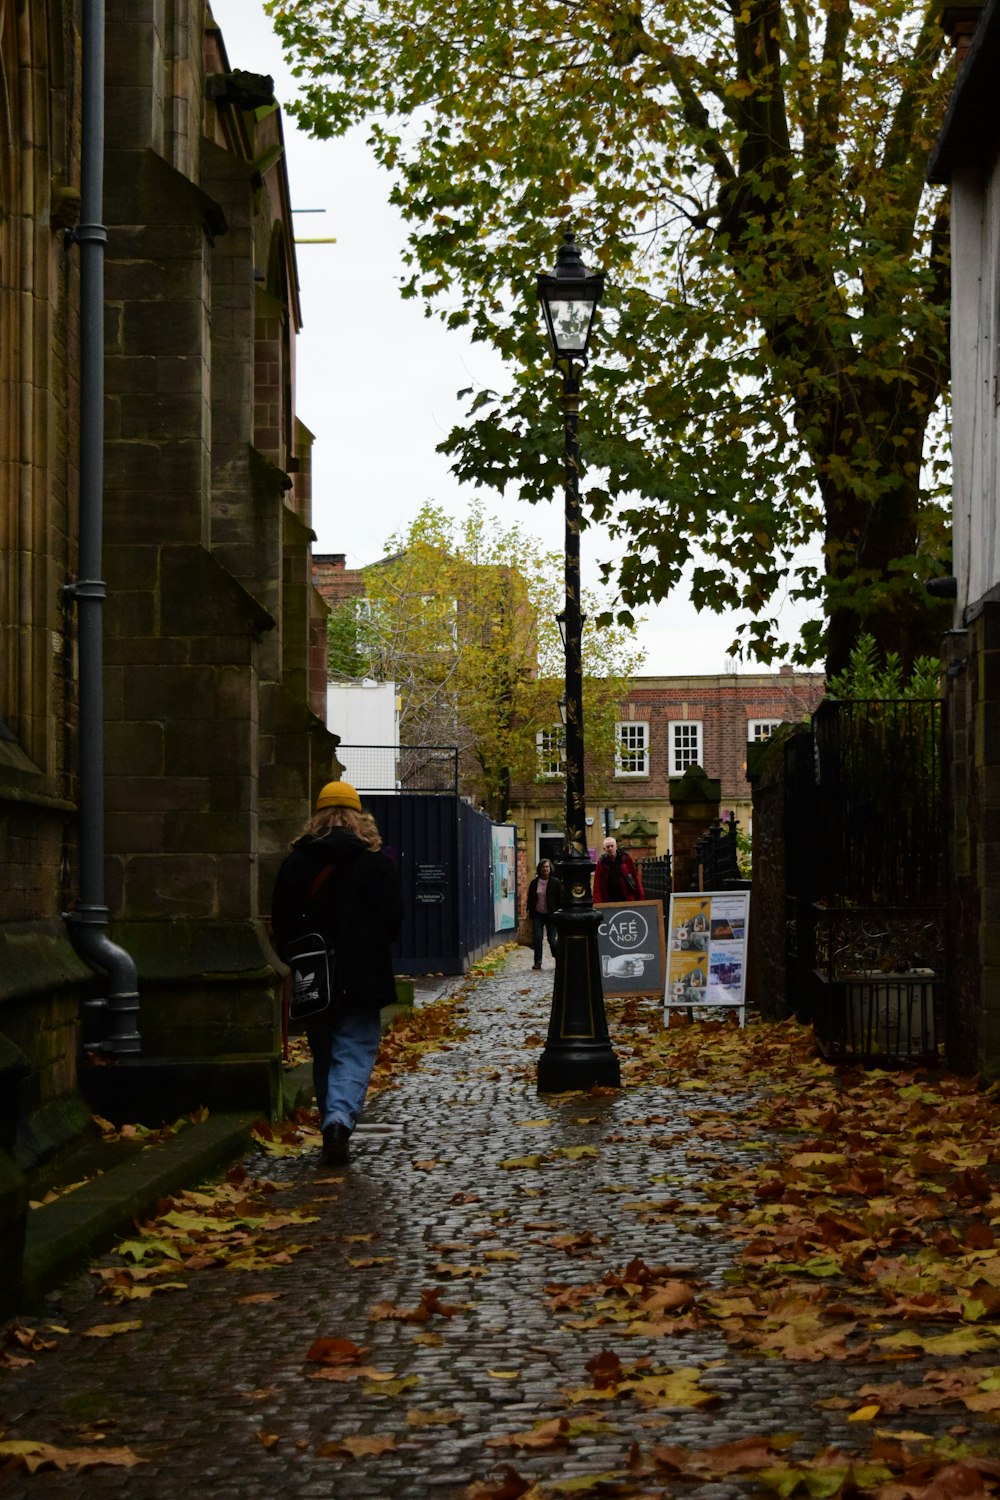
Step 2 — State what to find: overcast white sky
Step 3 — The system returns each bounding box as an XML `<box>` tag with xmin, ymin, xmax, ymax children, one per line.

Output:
<box><xmin>209</xmin><ymin>0</ymin><xmax>817</xmax><ymax>674</ymax></box>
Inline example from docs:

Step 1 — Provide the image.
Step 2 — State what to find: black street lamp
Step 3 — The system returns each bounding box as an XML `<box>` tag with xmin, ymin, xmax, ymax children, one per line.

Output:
<box><xmin>535</xmin><ymin>230</ymin><xmax>621</xmax><ymax>1093</ymax></box>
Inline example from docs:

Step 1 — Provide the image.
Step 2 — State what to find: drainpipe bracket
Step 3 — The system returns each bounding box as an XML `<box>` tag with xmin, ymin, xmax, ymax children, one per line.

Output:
<box><xmin>62</xmin><ymin>578</ymin><xmax>107</xmax><ymax>605</ymax></box>
<box><xmin>63</xmin><ymin>221</ymin><xmax>108</xmax><ymax>250</ymax></box>
<box><xmin>65</xmin><ymin>905</ymin><xmax>111</xmax><ymax>928</ymax></box>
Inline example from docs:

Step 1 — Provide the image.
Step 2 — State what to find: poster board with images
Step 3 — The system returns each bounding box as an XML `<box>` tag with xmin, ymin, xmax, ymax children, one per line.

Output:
<box><xmin>665</xmin><ymin>890</ymin><xmax>750</xmax><ymax>1025</ymax></box>
<box><xmin>594</xmin><ymin>900</ymin><xmax>667</xmax><ymax>998</ymax></box>
<box><xmin>491</xmin><ymin>823</ymin><xmax>517</xmax><ymax>932</ymax></box>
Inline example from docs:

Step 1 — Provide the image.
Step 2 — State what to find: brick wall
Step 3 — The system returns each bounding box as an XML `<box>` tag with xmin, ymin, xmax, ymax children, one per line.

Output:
<box><xmin>313</xmin><ymin>555</ymin><xmax>367</xmax><ymax>608</ymax></box>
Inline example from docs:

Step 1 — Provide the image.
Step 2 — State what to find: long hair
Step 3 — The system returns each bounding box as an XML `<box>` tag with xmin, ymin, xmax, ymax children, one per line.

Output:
<box><xmin>293</xmin><ymin>806</ymin><xmax>383</xmax><ymax>851</ymax></box>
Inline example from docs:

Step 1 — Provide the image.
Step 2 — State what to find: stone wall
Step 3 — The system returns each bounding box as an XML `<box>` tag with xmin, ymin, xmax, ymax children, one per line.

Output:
<box><xmin>1</xmin><ymin>0</ymin><xmax>339</xmax><ymax>1165</ymax></box>
<box><xmin>0</xmin><ymin>0</ymin><xmax>92</xmax><ymax>1132</ymax></box>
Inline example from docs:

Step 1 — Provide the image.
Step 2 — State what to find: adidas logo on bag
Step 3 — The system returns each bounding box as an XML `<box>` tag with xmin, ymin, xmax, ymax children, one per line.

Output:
<box><xmin>294</xmin><ymin>969</ymin><xmax>320</xmax><ymax>1003</ymax></box>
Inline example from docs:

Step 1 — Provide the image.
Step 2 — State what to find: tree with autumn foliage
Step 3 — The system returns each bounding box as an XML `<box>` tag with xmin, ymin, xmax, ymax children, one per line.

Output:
<box><xmin>329</xmin><ymin>502</ymin><xmax>644</xmax><ymax>820</ymax></box>
<box><xmin>268</xmin><ymin>0</ymin><xmax>953</xmax><ymax>675</ymax></box>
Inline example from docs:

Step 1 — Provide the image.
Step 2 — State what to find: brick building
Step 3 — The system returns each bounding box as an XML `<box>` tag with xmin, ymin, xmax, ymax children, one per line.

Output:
<box><xmin>0</xmin><ymin>0</ymin><xmax>336</xmax><ymax>1218</ymax></box>
<box><xmin>511</xmin><ymin>667</ymin><xmax>825</xmax><ymax>868</ymax></box>
<box><xmin>312</xmin><ymin>553</ymin><xmax>367</xmax><ymax>609</ymax></box>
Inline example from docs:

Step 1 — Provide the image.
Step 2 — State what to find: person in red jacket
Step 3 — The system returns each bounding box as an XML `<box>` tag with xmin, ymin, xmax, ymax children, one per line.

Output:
<box><xmin>593</xmin><ymin>836</ymin><xmax>644</xmax><ymax>904</ymax></box>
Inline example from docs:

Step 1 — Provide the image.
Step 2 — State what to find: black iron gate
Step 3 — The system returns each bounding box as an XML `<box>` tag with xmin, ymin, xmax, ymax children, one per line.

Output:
<box><xmin>785</xmin><ymin>698</ymin><xmax>946</xmax><ymax>1062</ymax></box>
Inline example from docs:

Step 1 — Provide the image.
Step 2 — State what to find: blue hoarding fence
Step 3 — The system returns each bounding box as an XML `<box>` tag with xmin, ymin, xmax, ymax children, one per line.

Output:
<box><xmin>365</xmin><ymin>792</ymin><xmax>516</xmax><ymax>976</ymax></box>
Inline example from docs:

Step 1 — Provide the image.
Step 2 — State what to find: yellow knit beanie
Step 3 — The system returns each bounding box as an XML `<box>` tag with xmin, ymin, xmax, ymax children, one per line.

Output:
<box><xmin>315</xmin><ymin>780</ymin><xmax>362</xmax><ymax>813</ymax></box>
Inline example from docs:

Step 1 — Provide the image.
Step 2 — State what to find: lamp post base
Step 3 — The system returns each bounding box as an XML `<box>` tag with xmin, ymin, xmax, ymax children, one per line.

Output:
<box><xmin>537</xmin><ymin>884</ymin><xmax>621</xmax><ymax>1094</ymax></box>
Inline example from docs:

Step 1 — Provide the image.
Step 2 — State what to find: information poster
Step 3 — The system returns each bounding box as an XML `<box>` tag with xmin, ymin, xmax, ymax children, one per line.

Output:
<box><xmin>595</xmin><ymin>900</ymin><xmax>666</xmax><ymax>998</ymax></box>
<box><xmin>491</xmin><ymin>824</ymin><xmax>517</xmax><ymax>932</ymax></box>
<box><xmin>665</xmin><ymin>890</ymin><xmax>750</xmax><ymax>1024</ymax></box>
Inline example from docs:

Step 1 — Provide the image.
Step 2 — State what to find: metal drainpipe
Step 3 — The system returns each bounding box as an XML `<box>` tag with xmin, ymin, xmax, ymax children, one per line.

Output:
<box><xmin>63</xmin><ymin>0</ymin><xmax>141</xmax><ymax>1056</ymax></box>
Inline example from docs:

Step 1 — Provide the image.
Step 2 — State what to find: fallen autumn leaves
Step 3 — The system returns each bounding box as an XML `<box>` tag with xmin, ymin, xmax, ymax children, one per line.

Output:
<box><xmin>463</xmin><ymin>1009</ymin><xmax>1000</xmax><ymax>1499</ymax></box>
<box><xmin>4</xmin><ymin>977</ymin><xmax>1000</xmax><ymax>1494</ymax></box>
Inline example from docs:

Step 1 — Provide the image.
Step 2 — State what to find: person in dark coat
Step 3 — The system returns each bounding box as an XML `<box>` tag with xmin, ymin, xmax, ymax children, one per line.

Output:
<box><xmin>270</xmin><ymin>781</ymin><xmax>403</xmax><ymax>1167</ymax></box>
<box><xmin>593</xmin><ymin>836</ymin><xmax>644</xmax><ymax>904</ymax></box>
<box><xmin>526</xmin><ymin>858</ymin><xmax>562</xmax><ymax>970</ymax></box>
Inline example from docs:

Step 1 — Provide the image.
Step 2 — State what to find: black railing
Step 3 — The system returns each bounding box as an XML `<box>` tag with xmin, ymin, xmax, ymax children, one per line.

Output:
<box><xmin>690</xmin><ymin>813</ymin><xmax>744</xmax><ymax>892</ymax></box>
<box><xmin>640</xmin><ymin>853</ymin><xmax>672</xmax><ymax>916</ymax></box>
<box><xmin>784</xmin><ymin>698</ymin><xmax>946</xmax><ymax>1063</ymax></box>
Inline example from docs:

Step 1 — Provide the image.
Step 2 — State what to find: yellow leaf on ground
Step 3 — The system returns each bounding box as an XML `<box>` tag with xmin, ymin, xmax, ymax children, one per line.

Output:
<box><xmin>317</xmin><ymin>1434</ymin><xmax>398</xmax><ymax>1459</ymax></box>
<box><xmin>0</xmin><ymin>1440</ymin><xmax>143</xmax><ymax>1472</ymax></box>
<box><xmin>406</xmin><ymin>1408</ymin><xmax>461</xmax><ymax>1427</ymax></box>
<box><xmin>82</xmin><ymin>1321</ymin><xmax>143</xmax><ymax>1338</ymax></box>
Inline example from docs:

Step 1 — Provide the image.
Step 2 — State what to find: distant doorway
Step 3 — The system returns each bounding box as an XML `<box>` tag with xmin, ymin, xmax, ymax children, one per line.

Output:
<box><xmin>535</xmin><ymin>820</ymin><xmax>563</xmax><ymax>868</ymax></box>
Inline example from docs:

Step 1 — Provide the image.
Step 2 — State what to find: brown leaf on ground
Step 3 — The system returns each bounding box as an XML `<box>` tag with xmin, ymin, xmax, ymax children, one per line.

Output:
<box><xmin>406</xmin><ymin>1408</ymin><xmax>461</xmax><ymax>1427</ymax></box>
<box><xmin>6</xmin><ymin>1323</ymin><xmax>58</xmax><ymax>1354</ymax></box>
<box><xmin>316</xmin><ymin>1434</ymin><xmax>398</xmax><ymax>1459</ymax></box>
<box><xmin>305</xmin><ymin>1337</ymin><xmax>370</xmax><ymax>1365</ymax></box>
<box><xmin>650</xmin><ymin>1434</ymin><xmax>795</xmax><ymax>1476</ymax></box>
<box><xmin>370</xmin><ymin>1287</ymin><xmax>464</xmax><ymax>1322</ymax></box>
<box><xmin>460</xmin><ymin>1465</ymin><xmax>535</xmax><ymax>1499</ymax></box>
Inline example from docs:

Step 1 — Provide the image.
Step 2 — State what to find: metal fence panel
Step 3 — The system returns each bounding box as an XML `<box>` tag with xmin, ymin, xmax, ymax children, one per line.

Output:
<box><xmin>366</xmin><ymin>794</ymin><xmax>509</xmax><ymax>975</ymax></box>
<box><xmin>337</xmin><ymin>745</ymin><xmax>459</xmax><ymax>794</ymax></box>
<box><xmin>792</xmin><ymin>699</ymin><xmax>947</xmax><ymax>1063</ymax></box>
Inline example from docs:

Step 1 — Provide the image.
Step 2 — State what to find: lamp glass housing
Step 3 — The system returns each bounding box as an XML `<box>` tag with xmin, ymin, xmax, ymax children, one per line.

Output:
<box><xmin>537</xmin><ymin>231</ymin><xmax>605</xmax><ymax>362</ymax></box>
<box><xmin>543</xmin><ymin>295</ymin><xmax>598</xmax><ymax>356</ymax></box>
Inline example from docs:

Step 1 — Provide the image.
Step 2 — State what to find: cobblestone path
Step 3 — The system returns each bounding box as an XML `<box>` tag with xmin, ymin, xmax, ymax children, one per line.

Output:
<box><xmin>2</xmin><ymin>948</ymin><xmax>994</xmax><ymax>1498</ymax></box>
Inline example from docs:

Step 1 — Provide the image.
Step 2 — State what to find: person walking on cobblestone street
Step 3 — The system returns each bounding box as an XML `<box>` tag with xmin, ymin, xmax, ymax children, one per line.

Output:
<box><xmin>270</xmin><ymin>780</ymin><xmax>403</xmax><ymax>1167</ymax></box>
<box><xmin>526</xmin><ymin>857</ymin><xmax>562</xmax><ymax>970</ymax></box>
<box><xmin>593</xmin><ymin>835</ymin><xmax>644</xmax><ymax>903</ymax></box>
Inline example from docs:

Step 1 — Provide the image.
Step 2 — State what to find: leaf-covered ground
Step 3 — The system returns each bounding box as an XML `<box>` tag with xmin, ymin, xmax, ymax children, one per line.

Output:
<box><xmin>3</xmin><ymin>952</ymin><xmax>1000</xmax><ymax>1497</ymax></box>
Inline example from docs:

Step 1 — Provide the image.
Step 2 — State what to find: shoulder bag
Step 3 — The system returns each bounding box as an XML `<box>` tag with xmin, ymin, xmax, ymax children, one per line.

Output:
<box><xmin>286</xmin><ymin>865</ymin><xmax>337</xmax><ymax>1021</ymax></box>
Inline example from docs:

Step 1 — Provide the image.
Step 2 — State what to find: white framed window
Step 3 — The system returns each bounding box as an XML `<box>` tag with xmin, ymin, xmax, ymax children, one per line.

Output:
<box><xmin>615</xmin><ymin>720</ymin><xmax>649</xmax><ymax>777</ymax></box>
<box><xmin>668</xmin><ymin>719</ymin><xmax>702</xmax><ymax>775</ymax></box>
<box><xmin>536</xmin><ymin>725</ymin><xmax>565</xmax><ymax>779</ymax></box>
<box><xmin>748</xmin><ymin>719</ymin><xmax>781</xmax><ymax>743</ymax></box>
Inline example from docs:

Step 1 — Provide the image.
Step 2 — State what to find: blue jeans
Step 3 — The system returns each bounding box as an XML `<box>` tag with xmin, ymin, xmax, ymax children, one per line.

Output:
<box><xmin>305</xmin><ymin>1006</ymin><xmax>382</xmax><ymax>1132</ymax></box>
<box><xmin>532</xmin><ymin>914</ymin><xmax>558</xmax><ymax>965</ymax></box>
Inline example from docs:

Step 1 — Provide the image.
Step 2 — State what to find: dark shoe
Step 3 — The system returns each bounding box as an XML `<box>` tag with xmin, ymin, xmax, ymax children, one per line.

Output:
<box><xmin>531</xmin><ymin>963</ymin><xmax>541</xmax><ymax>970</ymax></box>
<box><xmin>322</xmin><ymin>1123</ymin><xmax>350</xmax><ymax>1166</ymax></box>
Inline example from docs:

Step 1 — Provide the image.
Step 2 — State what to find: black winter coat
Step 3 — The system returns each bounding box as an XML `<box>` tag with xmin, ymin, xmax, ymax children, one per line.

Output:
<box><xmin>270</xmin><ymin>828</ymin><xmax>404</xmax><ymax>1011</ymax></box>
<box><xmin>527</xmin><ymin>874</ymin><xmax>563</xmax><ymax>917</ymax></box>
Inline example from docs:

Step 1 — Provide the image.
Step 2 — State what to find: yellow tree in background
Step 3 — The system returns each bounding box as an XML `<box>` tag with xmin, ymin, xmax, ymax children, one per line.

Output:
<box><xmin>327</xmin><ymin>502</ymin><xmax>644</xmax><ymax>820</ymax></box>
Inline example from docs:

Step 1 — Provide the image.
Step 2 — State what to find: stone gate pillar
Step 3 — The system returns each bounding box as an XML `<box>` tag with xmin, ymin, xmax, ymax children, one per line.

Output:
<box><xmin>668</xmin><ymin>765</ymin><xmax>721</xmax><ymax>893</ymax></box>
